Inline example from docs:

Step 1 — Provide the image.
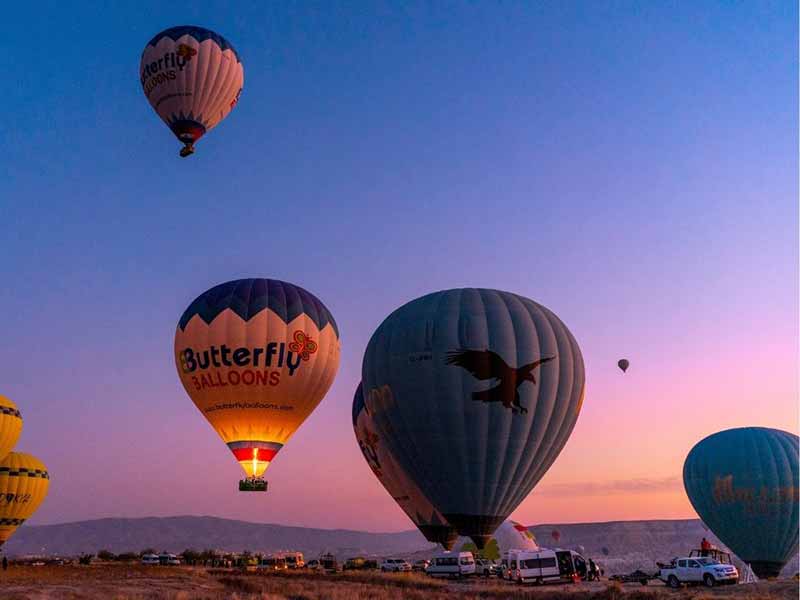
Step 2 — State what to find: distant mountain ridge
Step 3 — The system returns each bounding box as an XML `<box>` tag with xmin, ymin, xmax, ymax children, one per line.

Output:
<box><xmin>6</xmin><ymin>516</ymin><xmax>798</xmax><ymax>576</ymax></box>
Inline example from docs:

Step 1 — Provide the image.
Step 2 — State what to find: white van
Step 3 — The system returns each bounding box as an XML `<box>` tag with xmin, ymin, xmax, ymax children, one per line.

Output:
<box><xmin>258</xmin><ymin>554</ymin><xmax>287</xmax><ymax>570</ymax></box>
<box><xmin>506</xmin><ymin>549</ymin><xmax>581</xmax><ymax>584</ymax></box>
<box><xmin>141</xmin><ymin>553</ymin><xmax>160</xmax><ymax>566</ymax></box>
<box><xmin>425</xmin><ymin>551</ymin><xmax>476</xmax><ymax>578</ymax></box>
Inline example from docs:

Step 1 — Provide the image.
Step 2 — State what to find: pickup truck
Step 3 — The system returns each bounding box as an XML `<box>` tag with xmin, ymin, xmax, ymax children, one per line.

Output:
<box><xmin>659</xmin><ymin>556</ymin><xmax>738</xmax><ymax>588</ymax></box>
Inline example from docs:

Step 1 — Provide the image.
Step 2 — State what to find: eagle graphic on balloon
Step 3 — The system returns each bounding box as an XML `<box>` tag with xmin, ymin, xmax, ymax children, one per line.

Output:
<box><xmin>446</xmin><ymin>349</ymin><xmax>555</xmax><ymax>414</ymax></box>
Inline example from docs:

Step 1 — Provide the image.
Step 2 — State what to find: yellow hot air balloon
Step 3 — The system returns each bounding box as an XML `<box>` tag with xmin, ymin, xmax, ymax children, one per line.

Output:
<box><xmin>0</xmin><ymin>452</ymin><xmax>49</xmax><ymax>547</ymax></box>
<box><xmin>174</xmin><ymin>279</ymin><xmax>340</xmax><ymax>491</ymax></box>
<box><xmin>0</xmin><ymin>395</ymin><xmax>22</xmax><ymax>461</ymax></box>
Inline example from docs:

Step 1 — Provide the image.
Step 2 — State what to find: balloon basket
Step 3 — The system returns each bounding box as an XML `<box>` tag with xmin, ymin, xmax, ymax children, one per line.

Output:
<box><xmin>239</xmin><ymin>478</ymin><xmax>268</xmax><ymax>492</ymax></box>
<box><xmin>179</xmin><ymin>144</ymin><xmax>195</xmax><ymax>158</ymax></box>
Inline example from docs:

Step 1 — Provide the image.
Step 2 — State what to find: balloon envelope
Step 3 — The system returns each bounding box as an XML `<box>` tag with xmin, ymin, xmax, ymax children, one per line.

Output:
<box><xmin>492</xmin><ymin>519</ymin><xmax>539</xmax><ymax>552</ymax></box>
<box><xmin>352</xmin><ymin>383</ymin><xmax>458</xmax><ymax>549</ymax></box>
<box><xmin>175</xmin><ymin>279</ymin><xmax>340</xmax><ymax>481</ymax></box>
<box><xmin>617</xmin><ymin>359</ymin><xmax>629</xmax><ymax>372</ymax></box>
<box><xmin>0</xmin><ymin>452</ymin><xmax>49</xmax><ymax>547</ymax></box>
<box><xmin>361</xmin><ymin>288</ymin><xmax>585</xmax><ymax>548</ymax></box>
<box><xmin>683</xmin><ymin>427</ymin><xmax>798</xmax><ymax>578</ymax></box>
<box><xmin>0</xmin><ymin>395</ymin><xmax>22</xmax><ymax>460</ymax></box>
<box><xmin>141</xmin><ymin>26</ymin><xmax>244</xmax><ymax>156</ymax></box>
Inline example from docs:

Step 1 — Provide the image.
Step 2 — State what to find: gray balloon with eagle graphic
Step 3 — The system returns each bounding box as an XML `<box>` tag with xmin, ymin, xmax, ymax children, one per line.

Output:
<box><xmin>361</xmin><ymin>288</ymin><xmax>585</xmax><ymax>548</ymax></box>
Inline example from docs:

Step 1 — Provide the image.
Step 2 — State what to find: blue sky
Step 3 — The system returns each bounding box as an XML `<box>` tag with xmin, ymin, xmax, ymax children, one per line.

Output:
<box><xmin>0</xmin><ymin>2</ymin><xmax>796</xmax><ymax>529</ymax></box>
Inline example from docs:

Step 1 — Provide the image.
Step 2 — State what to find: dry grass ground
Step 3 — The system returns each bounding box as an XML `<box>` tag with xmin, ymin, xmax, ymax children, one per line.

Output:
<box><xmin>0</xmin><ymin>565</ymin><xmax>795</xmax><ymax>600</ymax></box>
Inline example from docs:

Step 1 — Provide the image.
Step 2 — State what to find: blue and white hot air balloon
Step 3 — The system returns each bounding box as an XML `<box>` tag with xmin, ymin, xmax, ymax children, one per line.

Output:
<box><xmin>140</xmin><ymin>26</ymin><xmax>244</xmax><ymax>157</ymax></box>
<box><xmin>683</xmin><ymin>427</ymin><xmax>799</xmax><ymax>578</ymax></box>
<box><xmin>362</xmin><ymin>288</ymin><xmax>585</xmax><ymax>548</ymax></box>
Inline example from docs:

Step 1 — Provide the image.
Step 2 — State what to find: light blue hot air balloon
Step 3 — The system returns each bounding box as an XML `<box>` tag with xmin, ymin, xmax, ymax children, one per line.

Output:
<box><xmin>361</xmin><ymin>288</ymin><xmax>585</xmax><ymax>548</ymax></box>
<box><xmin>683</xmin><ymin>427</ymin><xmax>799</xmax><ymax>578</ymax></box>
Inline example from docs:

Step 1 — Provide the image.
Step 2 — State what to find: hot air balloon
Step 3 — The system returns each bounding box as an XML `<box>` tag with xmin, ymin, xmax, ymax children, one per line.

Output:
<box><xmin>353</xmin><ymin>383</ymin><xmax>458</xmax><ymax>549</ymax></box>
<box><xmin>141</xmin><ymin>26</ymin><xmax>244</xmax><ymax>157</ymax></box>
<box><xmin>492</xmin><ymin>520</ymin><xmax>539</xmax><ymax>552</ymax></box>
<box><xmin>361</xmin><ymin>288</ymin><xmax>585</xmax><ymax>548</ymax></box>
<box><xmin>0</xmin><ymin>453</ymin><xmax>49</xmax><ymax>548</ymax></box>
<box><xmin>551</xmin><ymin>529</ymin><xmax>561</xmax><ymax>543</ymax></box>
<box><xmin>175</xmin><ymin>279</ymin><xmax>340</xmax><ymax>491</ymax></box>
<box><xmin>683</xmin><ymin>427</ymin><xmax>798</xmax><ymax>578</ymax></box>
<box><xmin>617</xmin><ymin>359</ymin><xmax>629</xmax><ymax>373</ymax></box>
<box><xmin>0</xmin><ymin>395</ymin><xmax>22</xmax><ymax>460</ymax></box>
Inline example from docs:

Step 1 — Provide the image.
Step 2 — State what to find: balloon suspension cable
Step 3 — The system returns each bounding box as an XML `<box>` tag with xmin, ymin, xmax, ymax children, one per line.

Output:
<box><xmin>179</xmin><ymin>143</ymin><xmax>195</xmax><ymax>158</ymax></box>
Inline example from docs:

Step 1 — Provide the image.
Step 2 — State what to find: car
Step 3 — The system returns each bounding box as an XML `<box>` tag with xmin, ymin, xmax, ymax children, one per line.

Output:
<box><xmin>425</xmin><ymin>551</ymin><xmax>476</xmax><ymax>578</ymax></box>
<box><xmin>305</xmin><ymin>559</ymin><xmax>321</xmax><ymax>570</ymax></box>
<box><xmin>158</xmin><ymin>553</ymin><xmax>180</xmax><ymax>566</ymax></box>
<box><xmin>412</xmin><ymin>559</ymin><xmax>430</xmax><ymax>572</ymax></box>
<box><xmin>141</xmin><ymin>553</ymin><xmax>160</xmax><ymax>566</ymax></box>
<box><xmin>659</xmin><ymin>557</ymin><xmax>738</xmax><ymax>588</ymax></box>
<box><xmin>381</xmin><ymin>558</ymin><xmax>412</xmax><ymax>572</ymax></box>
<box><xmin>475</xmin><ymin>558</ymin><xmax>499</xmax><ymax>577</ymax></box>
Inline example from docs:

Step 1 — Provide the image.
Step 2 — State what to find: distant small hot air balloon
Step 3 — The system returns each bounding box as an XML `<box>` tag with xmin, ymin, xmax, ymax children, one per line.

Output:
<box><xmin>0</xmin><ymin>395</ymin><xmax>22</xmax><ymax>460</ymax></box>
<box><xmin>617</xmin><ymin>359</ymin><xmax>629</xmax><ymax>373</ymax></box>
<box><xmin>601</xmin><ymin>546</ymin><xmax>610</xmax><ymax>556</ymax></box>
<box><xmin>683</xmin><ymin>427</ymin><xmax>798</xmax><ymax>579</ymax></box>
<box><xmin>0</xmin><ymin>453</ymin><xmax>49</xmax><ymax>548</ymax></box>
<box><xmin>175</xmin><ymin>278</ymin><xmax>340</xmax><ymax>491</ymax></box>
<box><xmin>551</xmin><ymin>529</ymin><xmax>561</xmax><ymax>543</ymax></box>
<box><xmin>141</xmin><ymin>26</ymin><xmax>244</xmax><ymax>157</ymax></box>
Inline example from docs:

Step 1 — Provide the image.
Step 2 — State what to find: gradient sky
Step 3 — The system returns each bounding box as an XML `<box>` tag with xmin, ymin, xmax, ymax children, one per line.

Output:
<box><xmin>1</xmin><ymin>2</ymin><xmax>797</xmax><ymax>532</ymax></box>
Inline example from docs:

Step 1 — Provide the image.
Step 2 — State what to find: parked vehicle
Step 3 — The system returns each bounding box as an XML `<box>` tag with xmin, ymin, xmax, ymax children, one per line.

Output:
<box><xmin>506</xmin><ymin>549</ymin><xmax>583</xmax><ymax>584</ymax></box>
<box><xmin>141</xmin><ymin>553</ymin><xmax>160</xmax><ymax>566</ymax></box>
<box><xmin>344</xmin><ymin>557</ymin><xmax>368</xmax><ymax>570</ymax></box>
<box><xmin>658</xmin><ymin>557</ymin><xmax>738</xmax><ymax>588</ymax></box>
<box><xmin>158</xmin><ymin>553</ymin><xmax>180</xmax><ymax>566</ymax></box>
<box><xmin>282</xmin><ymin>552</ymin><xmax>305</xmax><ymax>569</ymax></box>
<box><xmin>364</xmin><ymin>559</ymin><xmax>380</xmax><ymax>570</ymax></box>
<box><xmin>258</xmin><ymin>555</ymin><xmax>287</xmax><ymax>570</ymax></box>
<box><xmin>412</xmin><ymin>559</ymin><xmax>430</xmax><ymax>572</ymax></box>
<box><xmin>320</xmin><ymin>553</ymin><xmax>339</xmax><ymax>572</ymax></box>
<box><xmin>425</xmin><ymin>551</ymin><xmax>476</xmax><ymax>578</ymax></box>
<box><xmin>381</xmin><ymin>558</ymin><xmax>412</xmax><ymax>572</ymax></box>
<box><xmin>305</xmin><ymin>559</ymin><xmax>320</xmax><ymax>570</ymax></box>
<box><xmin>475</xmin><ymin>558</ymin><xmax>499</xmax><ymax>577</ymax></box>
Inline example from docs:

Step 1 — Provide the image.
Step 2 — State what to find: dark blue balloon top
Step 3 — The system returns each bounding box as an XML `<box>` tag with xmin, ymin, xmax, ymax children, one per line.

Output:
<box><xmin>146</xmin><ymin>25</ymin><xmax>241</xmax><ymax>63</ymax></box>
<box><xmin>178</xmin><ymin>278</ymin><xmax>338</xmax><ymax>337</ymax></box>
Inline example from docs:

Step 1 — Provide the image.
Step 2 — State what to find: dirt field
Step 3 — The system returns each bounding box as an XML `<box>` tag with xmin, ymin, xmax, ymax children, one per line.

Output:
<box><xmin>0</xmin><ymin>565</ymin><xmax>795</xmax><ymax>600</ymax></box>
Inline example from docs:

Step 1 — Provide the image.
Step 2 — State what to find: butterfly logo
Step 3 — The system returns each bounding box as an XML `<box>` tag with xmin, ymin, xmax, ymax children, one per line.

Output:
<box><xmin>177</xmin><ymin>44</ymin><xmax>198</xmax><ymax>60</ymax></box>
<box><xmin>289</xmin><ymin>331</ymin><xmax>318</xmax><ymax>361</ymax></box>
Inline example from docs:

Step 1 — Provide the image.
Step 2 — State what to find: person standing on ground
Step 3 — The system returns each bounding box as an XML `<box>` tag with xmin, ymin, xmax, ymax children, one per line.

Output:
<box><xmin>2</xmin><ymin>556</ymin><xmax>8</xmax><ymax>570</ymax></box>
